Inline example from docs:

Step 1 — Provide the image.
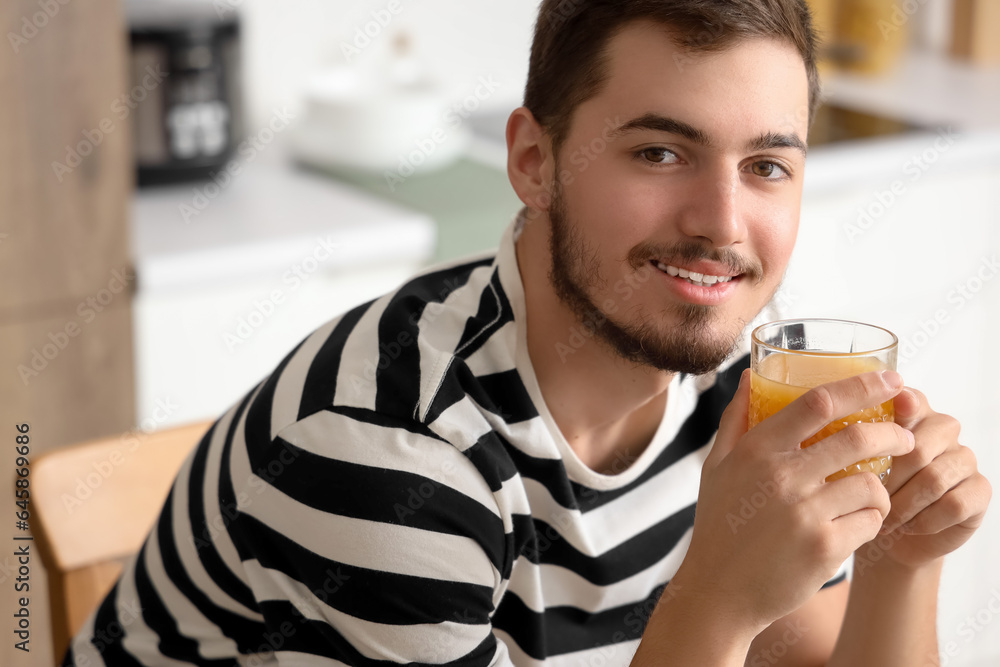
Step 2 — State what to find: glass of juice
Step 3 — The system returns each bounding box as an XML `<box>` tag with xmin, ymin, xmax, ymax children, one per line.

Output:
<box><xmin>748</xmin><ymin>318</ymin><xmax>899</xmax><ymax>484</ymax></box>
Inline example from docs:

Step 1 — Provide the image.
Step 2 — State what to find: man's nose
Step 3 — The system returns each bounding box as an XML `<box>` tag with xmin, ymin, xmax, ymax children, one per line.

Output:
<box><xmin>676</xmin><ymin>170</ymin><xmax>747</xmax><ymax>248</ymax></box>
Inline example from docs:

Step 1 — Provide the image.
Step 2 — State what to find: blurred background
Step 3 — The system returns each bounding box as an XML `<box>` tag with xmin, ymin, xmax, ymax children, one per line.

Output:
<box><xmin>1</xmin><ymin>0</ymin><xmax>998</xmax><ymax>664</ymax></box>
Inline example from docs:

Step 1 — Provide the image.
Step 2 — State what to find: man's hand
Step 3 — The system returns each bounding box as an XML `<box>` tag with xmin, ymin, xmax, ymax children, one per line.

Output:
<box><xmin>824</xmin><ymin>388</ymin><xmax>991</xmax><ymax>667</ymax></box>
<box><xmin>671</xmin><ymin>368</ymin><xmax>915</xmax><ymax>634</ymax></box>
<box><xmin>869</xmin><ymin>387</ymin><xmax>991</xmax><ymax>569</ymax></box>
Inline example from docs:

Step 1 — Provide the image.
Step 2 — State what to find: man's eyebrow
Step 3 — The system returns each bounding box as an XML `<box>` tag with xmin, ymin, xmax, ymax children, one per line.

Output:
<box><xmin>608</xmin><ymin>113</ymin><xmax>808</xmax><ymax>156</ymax></box>
<box><xmin>747</xmin><ymin>131</ymin><xmax>808</xmax><ymax>156</ymax></box>
<box><xmin>608</xmin><ymin>114</ymin><xmax>712</xmax><ymax>145</ymax></box>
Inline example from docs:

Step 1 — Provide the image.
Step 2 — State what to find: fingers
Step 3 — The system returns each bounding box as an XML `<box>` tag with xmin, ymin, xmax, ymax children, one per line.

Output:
<box><xmin>883</xmin><ymin>412</ymin><xmax>962</xmax><ymax>495</ymax></box>
<box><xmin>765</xmin><ymin>370</ymin><xmax>905</xmax><ymax>451</ymax></box>
<box><xmin>896</xmin><ymin>476</ymin><xmax>990</xmax><ymax>535</ymax></box>
<box><xmin>814</xmin><ymin>471</ymin><xmax>891</xmax><ymax>523</ymax></box>
<box><xmin>881</xmin><ymin>445</ymin><xmax>974</xmax><ymax>532</ymax></box>
<box><xmin>806</xmin><ymin>421</ymin><xmax>914</xmax><ymax>484</ymax></box>
<box><xmin>707</xmin><ymin>368</ymin><xmax>751</xmax><ymax>468</ymax></box>
<box><xmin>880</xmin><ymin>521</ymin><xmax>986</xmax><ymax>566</ymax></box>
<box><xmin>822</xmin><ymin>473</ymin><xmax>892</xmax><ymax>550</ymax></box>
<box><xmin>882</xmin><ymin>447</ymin><xmax>992</xmax><ymax>535</ymax></box>
<box><xmin>892</xmin><ymin>386</ymin><xmax>930</xmax><ymax>430</ymax></box>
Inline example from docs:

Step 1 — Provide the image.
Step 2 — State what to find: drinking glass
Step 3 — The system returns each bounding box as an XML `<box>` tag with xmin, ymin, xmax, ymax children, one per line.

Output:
<box><xmin>748</xmin><ymin>318</ymin><xmax>898</xmax><ymax>484</ymax></box>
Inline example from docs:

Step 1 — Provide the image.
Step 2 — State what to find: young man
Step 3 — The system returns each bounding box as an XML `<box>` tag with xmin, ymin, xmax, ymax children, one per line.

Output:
<box><xmin>65</xmin><ymin>1</ymin><xmax>990</xmax><ymax>665</ymax></box>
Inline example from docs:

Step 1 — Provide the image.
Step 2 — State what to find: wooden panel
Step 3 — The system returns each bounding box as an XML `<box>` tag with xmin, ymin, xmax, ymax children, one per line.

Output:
<box><xmin>0</xmin><ymin>0</ymin><xmax>132</xmax><ymax>315</ymax></box>
<box><xmin>0</xmin><ymin>0</ymin><xmax>135</xmax><ymax>453</ymax></box>
<box><xmin>0</xmin><ymin>301</ymin><xmax>135</xmax><ymax>450</ymax></box>
<box><xmin>1</xmin><ymin>2</ymin><xmax>134</xmax><ymax>664</ymax></box>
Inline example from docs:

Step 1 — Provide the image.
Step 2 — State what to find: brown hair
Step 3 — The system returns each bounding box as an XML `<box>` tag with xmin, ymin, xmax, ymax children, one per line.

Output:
<box><xmin>524</xmin><ymin>0</ymin><xmax>820</xmax><ymax>155</ymax></box>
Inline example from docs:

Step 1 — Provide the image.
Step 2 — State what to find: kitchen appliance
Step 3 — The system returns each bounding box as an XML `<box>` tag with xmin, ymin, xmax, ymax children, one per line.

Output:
<box><xmin>126</xmin><ymin>0</ymin><xmax>243</xmax><ymax>186</ymax></box>
<box><xmin>290</xmin><ymin>34</ymin><xmax>470</xmax><ymax>175</ymax></box>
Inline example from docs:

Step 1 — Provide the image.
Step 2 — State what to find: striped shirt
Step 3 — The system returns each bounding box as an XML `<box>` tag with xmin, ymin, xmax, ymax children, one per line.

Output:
<box><xmin>64</xmin><ymin>214</ymin><xmax>844</xmax><ymax>666</ymax></box>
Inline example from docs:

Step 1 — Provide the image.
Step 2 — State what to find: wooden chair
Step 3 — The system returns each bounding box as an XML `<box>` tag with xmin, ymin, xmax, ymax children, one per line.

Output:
<box><xmin>32</xmin><ymin>419</ymin><xmax>213</xmax><ymax>662</ymax></box>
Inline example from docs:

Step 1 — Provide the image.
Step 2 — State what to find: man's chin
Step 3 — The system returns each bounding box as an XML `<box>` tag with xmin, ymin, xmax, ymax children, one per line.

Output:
<box><xmin>595</xmin><ymin>308</ymin><xmax>743</xmax><ymax>375</ymax></box>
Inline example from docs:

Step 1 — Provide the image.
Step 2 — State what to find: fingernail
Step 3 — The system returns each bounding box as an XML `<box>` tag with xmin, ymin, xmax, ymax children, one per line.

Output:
<box><xmin>881</xmin><ymin>370</ymin><xmax>903</xmax><ymax>390</ymax></box>
<box><xmin>905</xmin><ymin>429</ymin><xmax>915</xmax><ymax>447</ymax></box>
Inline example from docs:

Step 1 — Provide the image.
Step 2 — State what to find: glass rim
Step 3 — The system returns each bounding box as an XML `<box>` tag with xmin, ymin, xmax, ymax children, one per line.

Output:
<box><xmin>751</xmin><ymin>318</ymin><xmax>899</xmax><ymax>357</ymax></box>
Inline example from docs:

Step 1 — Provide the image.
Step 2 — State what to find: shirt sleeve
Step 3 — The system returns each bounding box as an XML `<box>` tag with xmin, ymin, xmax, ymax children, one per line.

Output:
<box><xmin>231</xmin><ymin>408</ymin><xmax>515</xmax><ymax>666</ymax></box>
<box><xmin>822</xmin><ymin>555</ymin><xmax>852</xmax><ymax>589</ymax></box>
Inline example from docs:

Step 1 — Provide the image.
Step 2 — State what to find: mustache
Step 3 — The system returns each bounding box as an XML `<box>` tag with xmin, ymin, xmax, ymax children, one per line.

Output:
<box><xmin>626</xmin><ymin>241</ymin><xmax>764</xmax><ymax>283</ymax></box>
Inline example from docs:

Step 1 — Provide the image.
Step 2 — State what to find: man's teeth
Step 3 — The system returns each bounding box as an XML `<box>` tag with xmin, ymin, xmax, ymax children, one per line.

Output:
<box><xmin>654</xmin><ymin>261</ymin><xmax>734</xmax><ymax>286</ymax></box>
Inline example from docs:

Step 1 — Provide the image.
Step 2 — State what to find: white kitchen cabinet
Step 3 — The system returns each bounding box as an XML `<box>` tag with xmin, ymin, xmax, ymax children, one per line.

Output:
<box><xmin>130</xmin><ymin>152</ymin><xmax>436</xmax><ymax>429</ymax></box>
<box><xmin>789</xmin><ymin>129</ymin><xmax>1000</xmax><ymax>667</ymax></box>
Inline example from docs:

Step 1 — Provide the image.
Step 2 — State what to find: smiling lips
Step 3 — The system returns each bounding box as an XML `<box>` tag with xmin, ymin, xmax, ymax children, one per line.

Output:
<box><xmin>653</xmin><ymin>260</ymin><xmax>737</xmax><ymax>287</ymax></box>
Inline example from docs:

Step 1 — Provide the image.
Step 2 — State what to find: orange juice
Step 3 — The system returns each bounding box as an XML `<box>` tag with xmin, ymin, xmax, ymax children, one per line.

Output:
<box><xmin>748</xmin><ymin>353</ymin><xmax>893</xmax><ymax>483</ymax></box>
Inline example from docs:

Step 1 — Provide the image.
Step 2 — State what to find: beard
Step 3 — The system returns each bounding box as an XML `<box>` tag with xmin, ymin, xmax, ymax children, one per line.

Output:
<box><xmin>546</xmin><ymin>180</ymin><xmax>765</xmax><ymax>375</ymax></box>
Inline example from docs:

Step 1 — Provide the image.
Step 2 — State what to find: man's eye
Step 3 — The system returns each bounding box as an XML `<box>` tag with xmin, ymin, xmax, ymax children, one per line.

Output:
<box><xmin>638</xmin><ymin>147</ymin><xmax>679</xmax><ymax>165</ymax></box>
<box><xmin>751</xmin><ymin>161</ymin><xmax>789</xmax><ymax>179</ymax></box>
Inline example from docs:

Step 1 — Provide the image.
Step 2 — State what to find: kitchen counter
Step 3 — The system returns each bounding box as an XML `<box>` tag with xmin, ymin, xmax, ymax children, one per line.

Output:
<box><xmin>822</xmin><ymin>49</ymin><xmax>1000</xmax><ymax>131</ymax></box>
<box><xmin>300</xmin><ymin>153</ymin><xmax>522</xmax><ymax>265</ymax></box>
<box><xmin>130</xmin><ymin>148</ymin><xmax>437</xmax><ymax>428</ymax></box>
<box><xmin>131</xmin><ymin>149</ymin><xmax>436</xmax><ymax>292</ymax></box>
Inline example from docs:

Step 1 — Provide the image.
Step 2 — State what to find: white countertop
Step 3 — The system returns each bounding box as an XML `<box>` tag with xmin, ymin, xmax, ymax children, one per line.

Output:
<box><xmin>802</xmin><ymin>126</ymin><xmax>1000</xmax><ymax>196</ymax></box>
<box><xmin>130</xmin><ymin>148</ymin><xmax>437</xmax><ymax>293</ymax></box>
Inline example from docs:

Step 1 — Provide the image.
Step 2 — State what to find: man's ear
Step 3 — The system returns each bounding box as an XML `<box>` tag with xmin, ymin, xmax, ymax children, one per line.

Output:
<box><xmin>506</xmin><ymin>107</ymin><xmax>555</xmax><ymax>212</ymax></box>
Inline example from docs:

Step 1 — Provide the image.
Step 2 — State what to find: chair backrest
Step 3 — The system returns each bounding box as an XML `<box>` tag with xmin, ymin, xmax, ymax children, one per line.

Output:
<box><xmin>32</xmin><ymin>419</ymin><xmax>213</xmax><ymax>661</ymax></box>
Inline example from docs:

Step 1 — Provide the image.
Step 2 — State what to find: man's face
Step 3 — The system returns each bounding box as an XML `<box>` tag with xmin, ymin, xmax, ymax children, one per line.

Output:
<box><xmin>544</xmin><ymin>21</ymin><xmax>809</xmax><ymax>374</ymax></box>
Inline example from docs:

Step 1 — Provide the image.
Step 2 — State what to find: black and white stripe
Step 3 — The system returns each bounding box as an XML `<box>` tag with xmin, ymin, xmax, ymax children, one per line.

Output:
<box><xmin>64</xmin><ymin>220</ymin><xmax>841</xmax><ymax>666</ymax></box>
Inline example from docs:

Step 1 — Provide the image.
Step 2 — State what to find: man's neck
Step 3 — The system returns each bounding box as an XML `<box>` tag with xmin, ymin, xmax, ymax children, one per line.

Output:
<box><xmin>514</xmin><ymin>213</ymin><xmax>675</xmax><ymax>475</ymax></box>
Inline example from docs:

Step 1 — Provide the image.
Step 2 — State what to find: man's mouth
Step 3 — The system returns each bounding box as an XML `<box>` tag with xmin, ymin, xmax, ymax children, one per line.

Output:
<box><xmin>652</xmin><ymin>260</ymin><xmax>737</xmax><ymax>287</ymax></box>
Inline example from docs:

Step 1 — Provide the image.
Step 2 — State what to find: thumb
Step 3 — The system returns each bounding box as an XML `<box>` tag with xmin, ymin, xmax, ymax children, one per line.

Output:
<box><xmin>892</xmin><ymin>386</ymin><xmax>925</xmax><ymax>430</ymax></box>
<box><xmin>706</xmin><ymin>367</ymin><xmax>751</xmax><ymax>468</ymax></box>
